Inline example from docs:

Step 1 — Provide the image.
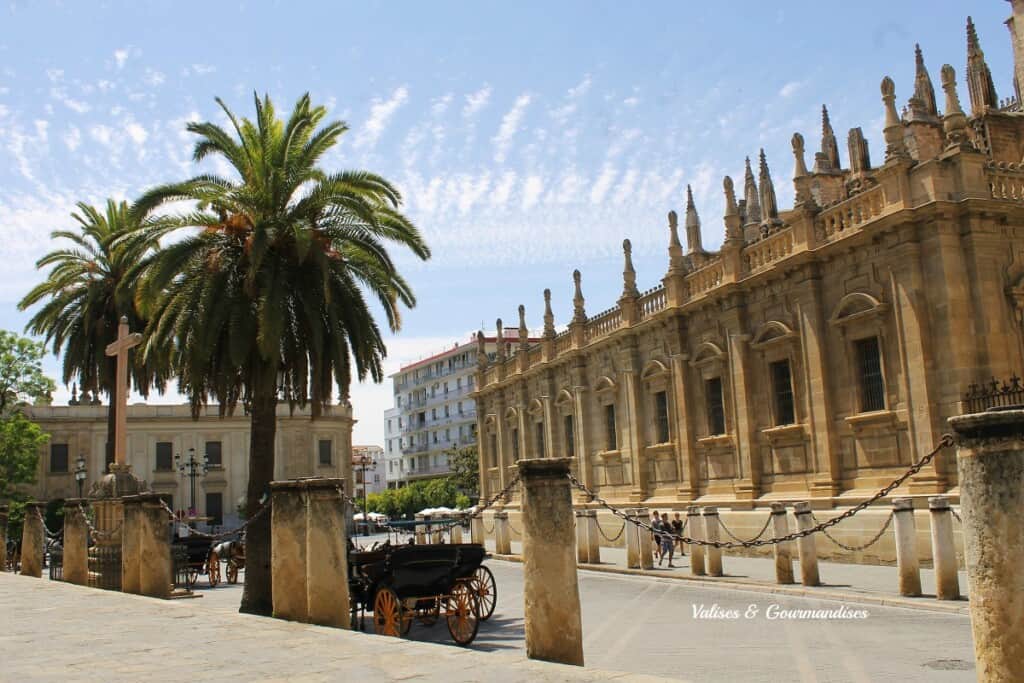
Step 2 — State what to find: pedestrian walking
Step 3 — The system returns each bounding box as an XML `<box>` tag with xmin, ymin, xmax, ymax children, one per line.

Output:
<box><xmin>671</xmin><ymin>512</ymin><xmax>685</xmax><ymax>555</ymax></box>
<box><xmin>650</xmin><ymin>510</ymin><xmax>662</xmax><ymax>561</ymax></box>
<box><xmin>659</xmin><ymin>512</ymin><xmax>676</xmax><ymax>567</ymax></box>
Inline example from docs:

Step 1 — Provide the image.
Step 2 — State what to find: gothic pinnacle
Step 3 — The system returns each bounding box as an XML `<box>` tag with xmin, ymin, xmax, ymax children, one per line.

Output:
<box><xmin>572</xmin><ymin>269</ymin><xmax>586</xmax><ymax>323</ymax></box>
<box><xmin>543</xmin><ymin>289</ymin><xmax>555</xmax><ymax>339</ymax></box>
<box><xmin>911</xmin><ymin>43</ymin><xmax>938</xmax><ymax>117</ymax></box>
<box><xmin>757</xmin><ymin>149</ymin><xmax>779</xmax><ymax>222</ymax></box>
<box><xmin>966</xmin><ymin>16</ymin><xmax>998</xmax><ymax>115</ymax></box>
<box><xmin>722</xmin><ymin>175</ymin><xmax>742</xmax><ymax>243</ymax></box>
<box><xmin>622</xmin><ymin>239</ymin><xmax>639</xmax><ymax>298</ymax></box>
<box><xmin>820</xmin><ymin>105</ymin><xmax>840</xmax><ymax>170</ymax></box>
<box><xmin>684</xmin><ymin>185</ymin><xmax>703</xmax><ymax>254</ymax></box>
<box><xmin>743</xmin><ymin>156</ymin><xmax>761</xmax><ymax>225</ymax></box>
<box><xmin>518</xmin><ymin>304</ymin><xmax>529</xmax><ymax>350</ymax></box>
<box><xmin>495</xmin><ymin>318</ymin><xmax>505</xmax><ymax>361</ymax></box>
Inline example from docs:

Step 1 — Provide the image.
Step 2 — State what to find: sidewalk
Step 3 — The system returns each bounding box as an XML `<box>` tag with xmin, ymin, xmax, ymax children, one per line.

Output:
<box><xmin>0</xmin><ymin>572</ymin><xmax>676</xmax><ymax>682</ymax></box>
<box><xmin>484</xmin><ymin>539</ymin><xmax>971</xmax><ymax>615</ymax></box>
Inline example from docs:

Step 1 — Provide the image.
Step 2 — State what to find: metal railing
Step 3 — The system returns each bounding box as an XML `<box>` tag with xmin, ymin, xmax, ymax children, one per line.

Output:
<box><xmin>963</xmin><ymin>376</ymin><xmax>1024</xmax><ymax>413</ymax></box>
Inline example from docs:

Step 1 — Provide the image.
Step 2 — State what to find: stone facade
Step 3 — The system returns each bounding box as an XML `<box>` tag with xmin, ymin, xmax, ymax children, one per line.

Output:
<box><xmin>473</xmin><ymin>12</ymin><xmax>1024</xmax><ymax>517</ymax></box>
<box><xmin>22</xmin><ymin>402</ymin><xmax>353</xmax><ymax>528</ymax></box>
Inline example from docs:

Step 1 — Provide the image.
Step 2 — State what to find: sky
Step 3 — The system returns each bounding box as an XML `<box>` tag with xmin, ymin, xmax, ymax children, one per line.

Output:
<box><xmin>0</xmin><ymin>1</ymin><xmax>1015</xmax><ymax>447</ymax></box>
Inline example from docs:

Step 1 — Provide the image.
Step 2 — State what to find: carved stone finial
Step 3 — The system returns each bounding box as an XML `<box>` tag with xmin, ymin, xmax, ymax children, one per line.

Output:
<box><xmin>495</xmin><ymin>318</ymin><xmax>505</xmax><ymax>361</ymax></box>
<box><xmin>757</xmin><ymin>149</ymin><xmax>779</xmax><ymax>223</ymax></box>
<box><xmin>743</xmin><ymin>156</ymin><xmax>760</xmax><ymax>225</ymax></box>
<box><xmin>819</xmin><ymin>105</ymin><xmax>840</xmax><ymax>170</ymax></box>
<box><xmin>792</xmin><ymin>132</ymin><xmax>809</xmax><ymax>178</ymax></box>
<box><xmin>966</xmin><ymin>16</ymin><xmax>998</xmax><ymax>116</ymax></box>
<box><xmin>476</xmin><ymin>331</ymin><xmax>488</xmax><ymax>369</ymax></box>
<box><xmin>940</xmin><ymin>64</ymin><xmax>970</xmax><ymax>147</ymax></box>
<box><xmin>667</xmin><ymin>210</ymin><xmax>684</xmax><ymax>271</ymax></box>
<box><xmin>572</xmin><ymin>269</ymin><xmax>586</xmax><ymax>323</ymax></box>
<box><xmin>722</xmin><ymin>175</ymin><xmax>742</xmax><ymax>243</ymax></box>
<box><xmin>881</xmin><ymin>76</ymin><xmax>908</xmax><ymax>161</ymax></box>
<box><xmin>684</xmin><ymin>185</ymin><xmax>703</xmax><ymax>254</ymax></box>
<box><xmin>723</xmin><ymin>176</ymin><xmax>738</xmax><ymax>216</ymax></box>
<box><xmin>543</xmin><ymin>289</ymin><xmax>555</xmax><ymax>339</ymax></box>
<box><xmin>518</xmin><ymin>304</ymin><xmax>529</xmax><ymax>352</ymax></box>
<box><xmin>622</xmin><ymin>239</ymin><xmax>639</xmax><ymax>298</ymax></box>
<box><xmin>847</xmin><ymin>127</ymin><xmax>872</xmax><ymax>174</ymax></box>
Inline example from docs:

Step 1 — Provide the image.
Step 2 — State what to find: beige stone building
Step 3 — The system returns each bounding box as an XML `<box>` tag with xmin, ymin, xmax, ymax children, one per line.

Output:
<box><xmin>23</xmin><ymin>402</ymin><xmax>353</xmax><ymax>528</ymax></box>
<box><xmin>472</xmin><ymin>11</ymin><xmax>1024</xmax><ymax>552</ymax></box>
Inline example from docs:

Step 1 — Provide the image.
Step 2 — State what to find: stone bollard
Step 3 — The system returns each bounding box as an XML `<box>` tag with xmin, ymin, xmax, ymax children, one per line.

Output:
<box><xmin>270</xmin><ymin>478</ymin><xmax>350</xmax><ymax>627</ymax></box>
<box><xmin>792</xmin><ymin>502</ymin><xmax>820</xmax><ymax>587</ymax></box>
<box><xmin>575</xmin><ymin>510</ymin><xmax>589</xmax><ymax>564</ymax></box>
<box><xmin>62</xmin><ymin>499</ymin><xmax>89</xmax><ymax>585</ymax></box>
<box><xmin>138</xmin><ymin>494</ymin><xmax>172</xmax><ymax>599</ymax></box>
<box><xmin>687</xmin><ymin>506</ymin><xmax>705</xmax><ymax>576</ymax></box>
<box><xmin>927</xmin><ymin>496</ymin><xmax>960</xmax><ymax>601</ymax></box>
<box><xmin>517</xmin><ymin>458</ymin><xmax>584</xmax><ymax>666</ymax></box>
<box><xmin>20</xmin><ymin>502</ymin><xmax>45</xmax><ymax>578</ymax></box>
<box><xmin>770</xmin><ymin>503</ymin><xmax>794</xmax><ymax>584</ymax></box>
<box><xmin>892</xmin><ymin>498</ymin><xmax>921</xmax><ymax>597</ymax></box>
<box><xmin>636</xmin><ymin>508</ymin><xmax>654</xmax><ymax>570</ymax></box>
<box><xmin>950</xmin><ymin>410</ymin><xmax>1024</xmax><ymax>682</ymax></box>
<box><xmin>431</xmin><ymin>516</ymin><xmax>444</xmax><ymax>544</ymax></box>
<box><xmin>120</xmin><ymin>496</ymin><xmax>142</xmax><ymax>594</ymax></box>
<box><xmin>0</xmin><ymin>504</ymin><xmax>8</xmax><ymax>571</ymax></box>
<box><xmin>450</xmin><ymin>515</ymin><xmax>464</xmax><ymax>544</ymax></box>
<box><xmin>494</xmin><ymin>511</ymin><xmax>512</xmax><ymax>555</ymax></box>
<box><xmin>703</xmin><ymin>507</ymin><xmax>723</xmax><ymax>576</ymax></box>
<box><xmin>470</xmin><ymin>515</ymin><xmax>485</xmax><ymax>545</ymax></box>
<box><xmin>414</xmin><ymin>514</ymin><xmax>426</xmax><ymax>545</ymax></box>
<box><xmin>625</xmin><ymin>509</ymin><xmax>641</xmax><ymax>568</ymax></box>
<box><xmin>584</xmin><ymin>510</ymin><xmax>601</xmax><ymax>564</ymax></box>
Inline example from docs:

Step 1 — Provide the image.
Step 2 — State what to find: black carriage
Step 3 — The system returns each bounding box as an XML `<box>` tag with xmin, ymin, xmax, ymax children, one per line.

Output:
<box><xmin>348</xmin><ymin>543</ymin><xmax>497</xmax><ymax>646</ymax></box>
<box><xmin>172</xmin><ymin>536</ymin><xmax>219</xmax><ymax>588</ymax></box>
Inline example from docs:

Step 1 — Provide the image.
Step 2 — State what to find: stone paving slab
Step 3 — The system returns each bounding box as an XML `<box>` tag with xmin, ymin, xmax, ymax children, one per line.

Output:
<box><xmin>0</xmin><ymin>573</ymin><xmax>681</xmax><ymax>682</ymax></box>
<box><xmin>487</xmin><ymin>539</ymin><xmax>972</xmax><ymax>615</ymax></box>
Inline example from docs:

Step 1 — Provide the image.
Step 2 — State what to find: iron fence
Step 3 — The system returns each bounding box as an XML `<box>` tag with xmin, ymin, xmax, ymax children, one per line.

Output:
<box><xmin>172</xmin><ymin>543</ymin><xmax>190</xmax><ymax>590</ymax></box>
<box><xmin>963</xmin><ymin>376</ymin><xmax>1024</xmax><ymax>413</ymax></box>
<box><xmin>87</xmin><ymin>545</ymin><xmax>121</xmax><ymax>591</ymax></box>
<box><xmin>48</xmin><ymin>548</ymin><xmax>63</xmax><ymax>581</ymax></box>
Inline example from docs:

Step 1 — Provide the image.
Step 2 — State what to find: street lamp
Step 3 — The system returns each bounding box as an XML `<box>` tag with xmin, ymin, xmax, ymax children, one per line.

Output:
<box><xmin>175</xmin><ymin>447</ymin><xmax>209</xmax><ymax>515</ymax></box>
<box><xmin>74</xmin><ymin>454</ymin><xmax>87</xmax><ymax>498</ymax></box>
<box><xmin>356</xmin><ymin>452</ymin><xmax>376</xmax><ymax>536</ymax></box>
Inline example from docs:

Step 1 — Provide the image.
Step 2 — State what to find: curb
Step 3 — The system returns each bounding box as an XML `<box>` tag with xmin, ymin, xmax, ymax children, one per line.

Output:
<box><xmin>489</xmin><ymin>553</ymin><xmax>971</xmax><ymax>616</ymax></box>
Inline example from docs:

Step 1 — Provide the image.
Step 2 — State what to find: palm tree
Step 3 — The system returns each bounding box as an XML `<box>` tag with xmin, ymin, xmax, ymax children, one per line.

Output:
<box><xmin>133</xmin><ymin>93</ymin><xmax>430</xmax><ymax>615</ymax></box>
<box><xmin>18</xmin><ymin>200</ymin><xmax>169</xmax><ymax>461</ymax></box>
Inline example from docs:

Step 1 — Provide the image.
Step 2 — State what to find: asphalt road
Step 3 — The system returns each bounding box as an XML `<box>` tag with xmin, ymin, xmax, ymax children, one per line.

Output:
<box><xmin>194</xmin><ymin>552</ymin><xmax>976</xmax><ymax>682</ymax></box>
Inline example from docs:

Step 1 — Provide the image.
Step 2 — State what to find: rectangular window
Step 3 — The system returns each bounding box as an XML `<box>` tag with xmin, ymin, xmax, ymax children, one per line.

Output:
<box><xmin>512</xmin><ymin>427</ymin><xmax>520</xmax><ymax>460</ymax></box>
<box><xmin>318</xmin><ymin>439</ymin><xmax>333</xmax><ymax>466</ymax></box>
<box><xmin>855</xmin><ymin>337</ymin><xmax>885</xmax><ymax>412</ymax></box>
<box><xmin>205</xmin><ymin>440</ymin><xmax>222</xmax><ymax>466</ymax></box>
<box><xmin>156</xmin><ymin>442</ymin><xmax>173</xmax><ymax>471</ymax></box>
<box><xmin>535</xmin><ymin>422</ymin><xmax>545</xmax><ymax>457</ymax></box>
<box><xmin>489</xmin><ymin>433</ymin><xmax>498</xmax><ymax>467</ymax></box>
<box><xmin>706</xmin><ymin>378</ymin><xmax>726</xmax><ymax>435</ymax></box>
<box><xmin>654</xmin><ymin>391</ymin><xmax>670</xmax><ymax>443</ymax></box>
<box><xmin>605</xmin><ymin>404</ymin><xmax>617</xmax><ymax>450</ymax></box>
<box><xmin>50</xmin><ymin>443</ymin><xmax>69</xmax><ymax>473</ymax></box>
<box><xmin>444</xmin><ymin>405</ymin><xmax>449</xmax><ymax>417</ymax></box>
<box><xmin>770</xmin><ymin>360</ymin><xmax>796</xmax><ymax>425</ymax></box>
<box><xmin>564</xmin><ymin>414</ymin><xmax>575</xmax><ymax>456</ymax></box>
<box><xmin>205</xmin><ymin>492</ymin><xmax>223</xmax><ymax>526</ymax></box>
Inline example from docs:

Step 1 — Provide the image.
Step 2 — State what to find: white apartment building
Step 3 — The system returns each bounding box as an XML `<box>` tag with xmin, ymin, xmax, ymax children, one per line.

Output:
<box><xmin>352</xmin><ymin>444</ymin><xmax>386</xmax><ymax>496</ymax></box>
<box><xmin>384</xmin><ymin>335</ymin><xmax>531</xmax><ymax>487</ymax></box>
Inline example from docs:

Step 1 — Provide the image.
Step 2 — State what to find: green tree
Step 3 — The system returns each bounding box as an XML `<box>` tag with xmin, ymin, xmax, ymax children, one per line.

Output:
<box><xmin>0</xmin><ymin>330</ymin><xmax>56</xmax><ymax>415</ymax></box>
<box><xmin>18</xmin><ymin>201</ymin><xmax>170</xmax><ymax>456</ymax></box>
<box><xmin>0</xmin><ymin>412</ymin><xmax>49</xmax><ymax>500</ymax></box>
<box><xmin>445</xmin><ymin>444</ymin><xmax>480</xmax><ymax>500</ymax></box>
<box><xmin>133</xmin><ymin>93</ymin><xmax>429</xmax><ymax>615</ymax></box>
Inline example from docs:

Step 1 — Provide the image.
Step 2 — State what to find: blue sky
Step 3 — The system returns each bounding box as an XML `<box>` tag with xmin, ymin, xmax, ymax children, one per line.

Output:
<box><xmin>0</xmin><ymin>1</ymin><xmax>1013</xmax><ymax>445</ymax></box>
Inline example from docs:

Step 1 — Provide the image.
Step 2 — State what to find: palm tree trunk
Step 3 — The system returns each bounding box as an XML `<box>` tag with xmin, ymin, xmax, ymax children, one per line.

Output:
<box><xmin>239</xmin><ymin>369</ymin><xmax>278</xmax><ymax>616</ymax></box>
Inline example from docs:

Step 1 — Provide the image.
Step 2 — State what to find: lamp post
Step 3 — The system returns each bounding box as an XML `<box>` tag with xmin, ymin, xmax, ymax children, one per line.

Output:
<box><xmin>175</xmin><ymin>447</ymin><xmax>209</xmax><ymax>515</ymax></box>
<box><xmin>74</xmin><ymin>454</ymin><xmax>87</xmax><ymax>498</ymax></box>
<box><xmin>356</xmin><ymin>452</ymin><xmax>376</xmax><ymax>536</ymax></box>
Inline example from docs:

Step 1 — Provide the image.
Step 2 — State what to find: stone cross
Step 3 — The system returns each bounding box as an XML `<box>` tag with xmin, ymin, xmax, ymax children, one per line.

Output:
<box><xmin>104</xmin><ymin>316</ymin><xmax>142</xmax><ymax>467</ymax></box>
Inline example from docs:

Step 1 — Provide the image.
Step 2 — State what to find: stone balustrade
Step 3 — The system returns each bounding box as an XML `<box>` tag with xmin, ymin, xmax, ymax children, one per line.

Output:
<box><xmin>816</xmin><ymin>185</ymin><xmax>884</xmax><ymax>242</ymax></box>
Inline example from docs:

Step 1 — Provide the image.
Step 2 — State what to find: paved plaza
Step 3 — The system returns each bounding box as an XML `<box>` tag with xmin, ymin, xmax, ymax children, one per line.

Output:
<box><xmin>1</xmin><ymin>554</ymin><xmax>975</xmax><ymax>682</ymax></box>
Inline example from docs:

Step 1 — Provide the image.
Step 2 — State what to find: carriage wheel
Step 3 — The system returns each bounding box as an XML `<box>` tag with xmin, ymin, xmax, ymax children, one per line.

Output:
<box><xmin>373</xmin><ymin>587</ymin><xmax>406</xmax><ymax>638</ymax></box>
<box><xmin>414</xmin><ymin>597</ymin><xmax>440</xmax><ymax>626</ymax></box>
<box><xmin>207</xmin><ymin>551</ymin><xmax>221</xmax><ymax>587</ymax></box>
<box><xmin>470</xmin><ymin>565</ymin><xmax>497</xmax><ymax>621</ymax></box>
<box><xmin>226</xmin><ymin>561</ymin><xmax>239</xmax><ymax>584</ymax></box>
<box><xmin>445</xmin><ymin>581</ymin><xmax>479</xmax><ymax>646</ymax></box>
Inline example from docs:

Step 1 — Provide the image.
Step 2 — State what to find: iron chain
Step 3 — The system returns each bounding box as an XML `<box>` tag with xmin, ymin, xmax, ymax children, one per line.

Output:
<box><xmin>565</xmin><ymin>433</ymin><xmax>954</xmax><ymax>550</ymax></box>
<box><xmin>717</xmin><ymin>513</ymin><xmax>773</xmax><ymax>545</ymax></box>
<box><xmin>951</xmin><ymin>507</ymin><xmax>963</xmax><ymax>524</ymax></box>
<box><xmin>596</xmin><ymin>521</ymin><xmax>626</xmax><ymax>543</ymax></box>
<box><xmin>812</xmin><ymin>511</ymin><xmax>894</xmax><ymax>552</ymax></box>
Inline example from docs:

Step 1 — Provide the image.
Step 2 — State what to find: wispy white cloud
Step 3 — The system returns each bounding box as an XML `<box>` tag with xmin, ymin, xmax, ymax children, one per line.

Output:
<box><xmin>492</xmin><ymin>93</ymin><xmax>531</xmax><ymax>163</ymax></box>
<box><xmin>491</xmin><ymin>171</ymin><xmax>516</xmax><ymax>208</ymax></box>
<box><xmin>463</xmin><ymin>85</ymin><xmax>491</xmax><ymax>118</ymax></box>
<box><xmin>521</xmin><ymin>174</ymin><xmax>543</xmax><ymax>210</ymax></box>
<box><xmin>353</xmin><ymin>86</ymin><xmax>409</xmax><ymax>150</ymax></box>
<box><xmin>143</xmin><ymin>68</ymin><xmax>166</xmax><ymax>87</ymax></box>
<box><xmin>431</xmin><ymin>93</ymin><xmax>453</xmax><ymax>117</ymax></box>
<box><xmin>114</xmin><ymin>48</ymin><xmax>129</xmax><ymax>69</ymax></box>
<box><xmin>778</xmin><ymin>80</ymin><xmax>805</xmax><ymax>98</ymax></box>
<box><xmin>622</xmin><ymin>96</ymin><xmax>639</xmax><ymax>107</ymax></box>
<box><xmin>590</xmin><ymin>164</ymin><xmax>616</xmax><ymax>204</ymax></box>
<box><xmin>63</xmin><ymin>125</ymin><xmax>81</xmax><ymax>151</ymax></box>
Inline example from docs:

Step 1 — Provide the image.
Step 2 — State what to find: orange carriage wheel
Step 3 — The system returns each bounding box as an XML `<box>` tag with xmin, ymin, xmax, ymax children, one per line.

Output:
<box><xmin>445</xmin><ymin>581</ymin><xmax>479</xmax><ymax>646</ymax></box>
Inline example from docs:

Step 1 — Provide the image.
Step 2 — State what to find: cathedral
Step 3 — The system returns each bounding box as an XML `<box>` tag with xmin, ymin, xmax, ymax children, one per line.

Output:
<box><xmin>472</xmin><ymin>9</ymin><xmax>1024</xmax><ymax>521</ymax></box>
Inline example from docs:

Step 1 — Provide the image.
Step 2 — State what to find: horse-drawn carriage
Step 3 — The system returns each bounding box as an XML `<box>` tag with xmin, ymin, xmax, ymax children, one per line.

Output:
<box><xmin>348</xmin><ymin>542</ymin><xmax>497</xmax><ymax>646</ymax></box>
<box><xmin>173</xmin><ymin>536</ymin><xmax>221</xmax><ymax>588</ymax></box>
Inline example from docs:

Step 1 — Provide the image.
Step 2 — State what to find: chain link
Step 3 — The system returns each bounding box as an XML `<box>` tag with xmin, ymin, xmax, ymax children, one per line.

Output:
<box><xmin>950</xmin><ymin>507</ymin><xmax>963</xmax><ymax>524</ymax></box>
<box><xmin>717</xmin><ymin>513</ymin><xmax>773</xmax><ymax>545</ymax></box>
<box><xmin>596</xmin><ymin>521</ymin><xmax>626</xmax><ymax>543</ymax></box>
<box><xmin>32</xmin><ymin>507</ymin><xmax>63</xmax><ymax>540</ymax></box>
<box><xmin>76</xmin><ymin>504</ymin><xmax>122</xmax><ymax>540</ymax></box>
<box><xmin>811</xmin><ymin>511</ymin><xmax>894</xmax><ymax>552</ymax></box>
<box><xmin>566</xmin><ymin>433</ymin><xmax>954</xmax><ymax>549</ymax></box>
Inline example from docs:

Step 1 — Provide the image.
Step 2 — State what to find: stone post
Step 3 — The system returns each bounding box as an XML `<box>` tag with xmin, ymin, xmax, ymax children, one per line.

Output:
<box><xmin>120</xmin><ymin>496</ymin><xmax>142</xmax><ymax>594</ymax></box>
<box><xmin>703</xmin><ymin>507</ymin><xmax>723</xmax><ymax>576</ymax></box>
<box><xmin>927</xmin><ymin>496</ymin><xmax>960</xmax><ymax>601</ymax></box>
<box><xmin>415</xmin><ymin>514</ymin><xmax>426</xmax><ymax>545</ymax></box>
<box><xmin>304</xmin><ymin>479</ymin><xmax>350</xmax><ymax>628</ymax></box>
<box><xmin>138</xmin><ymin>493</ymin><xmax>171</xmax><ymax>599</ymax></box>
<box><xmin>494</xmin><ymin>511</ymin><xmax>511</xmax><ymax>555</ymax></box>
<box><xmin>892</xmin><ymin>497</ymin><xmax>921</xmax><ymax>597</ymax></box>
<box><xmin>625</xmin><ymin>509</ymin><xmax>641</xmax><ymax>568</ymax></box>
<box><xmin>793</xmin><ymin>502</ymin><xmax>820</xmax><ymax>587</ymax></box>
<box><xmin>431</xmin><ymin>516</ymin><xmax>444</xmax><ymax>544</ymax></box>
<box><xmin>517</xmin><ymin>458</ymin><xmax>584</xmax><ymax>667</ymax></box>
<box><xmin>62</xmin><ymin>499</ymin><xmax>89</xmax><ymax>585</ymax></box>
<box><xmin>271</xmin><ymin>480</ymin><xmax>308</xmax><ymax>621</ymax></box>
<box><xmin>636</xmin><ymin>507</ymin><xmax>653</xmax><ymax>570</ymax></box>
<box><xmin>0</xmin><ymin>504</ymin><xmax>8</xmax><ymax>571</ymax></box>
<box><xmin>575</xmin><ymin>510</ymin><xmax>589</xmax><ymax>564</ymax></box>
<box><xmin>20</xmin><ymin>502</ymin><xmax>45</xmax><ymax>578</ymax></box>
<box><xmin>687</xmin><ymin>506</ymin><xmax>705</xmax><ymax>576</ymax></box>
<box><xmin>770</xmin><ymin>503</ymin><xmax>794</xmax><ymax>584</ymax></box>
<box><xmin>450</xmin><ymin>515</ymin><xmax>464</xmax><ymax>544</ymax></box>
<box><xmin>949</xmin><ymin>411</ymin><xmax>1024</xmax><ymax>682</ymax></box>
<box><xmin>470</xmin><ymin>515</ymin><xmax>484</xmax><ymax>545</ymax></box>
<box><xmin>584</xmin><ymin>510</ymin><xmax>601</xmax><ymax>564</ymax></box>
